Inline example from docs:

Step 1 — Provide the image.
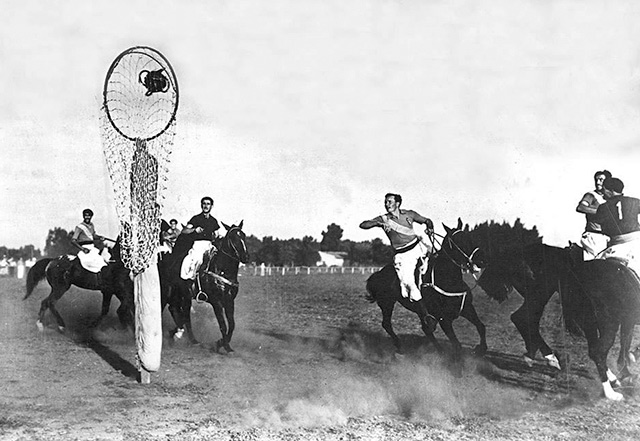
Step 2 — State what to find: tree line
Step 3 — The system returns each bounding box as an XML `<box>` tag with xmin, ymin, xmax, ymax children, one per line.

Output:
<box><xmin>31</xmin><ymin>218</ymin><xmax>541</xmax><ymax>266</ymax></box>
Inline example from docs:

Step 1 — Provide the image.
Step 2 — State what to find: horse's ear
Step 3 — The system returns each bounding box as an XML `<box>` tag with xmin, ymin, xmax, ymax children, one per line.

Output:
<box><xmin>238</xmin><ymin>219</ymin><xmax>244</xmax><ymax>229</ymax></box>
<box><xmin>443</xmin><ymin>223</ymin><xmax>452</xmax><ymax>234</ymax></box>
<box><xmin>221</xmin><ymin>221</ymin><xmax>230</xmax><ymax>231</ymax></box>
<box><xmin>457</xmin><ymin>218</ymin><xmax>463</xmax><ymax>230</ymax></box>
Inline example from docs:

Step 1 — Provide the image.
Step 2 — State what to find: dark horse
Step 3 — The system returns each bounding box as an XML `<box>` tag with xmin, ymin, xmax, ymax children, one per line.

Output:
<box><xmin>478</xmin><ymin>242</ymin><xmax>640</xmax><ymax>400</ymax></box>
<box><xmin>24</xmin><ymin>240</ymin><xmax>134</xmax><ymax>332</ymax></box>
<box><xmin>476</xmin><ymin>242</ymin><xmax>567</xmax><ymax>370</ymax></box>
<box><xmin>365</xmin><ymin>218</ymin><xmax>488</xmax><ymax>367</ymax></box>
<box><xmin>159</xmin><ymin>221</ymin><xmax>249</xmax><ymax>352</ymax></box>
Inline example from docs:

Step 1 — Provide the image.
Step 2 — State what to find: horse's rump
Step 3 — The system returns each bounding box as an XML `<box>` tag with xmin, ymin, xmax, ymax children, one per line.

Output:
<box><xmin>365</xmin><ymin>264</ymin><xmax>399</xmax><ymax>303</ymax></box>
<box><xmin>563</xmin><ymin>258</ymin><xmax>640</xmax><ymax>335</ymax></box>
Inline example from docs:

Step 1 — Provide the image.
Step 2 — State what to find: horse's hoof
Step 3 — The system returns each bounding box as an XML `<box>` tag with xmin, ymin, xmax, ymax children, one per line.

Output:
<box><xmin>224</xmin><ymin>344</ymin><xmax>234</xmax><ymax>353</ymax></box>
<box><xmin>603</xmin><ymin>381</ymin><xmax>625</xmax><ymax>401</ymax></box>
<box><xmin>545</xmin><ymin>353</ymin><xmax>561</xmax><ymax>370</ymax></box>
<box><xmin>172</xmin><ymin>328</ymin><xmax>184</xmax><ymax>341</ymax></box>
<box><xmin>523</xmin><ymin>354</ymin><xmax>535</xmax><ymax>368</ymax></box>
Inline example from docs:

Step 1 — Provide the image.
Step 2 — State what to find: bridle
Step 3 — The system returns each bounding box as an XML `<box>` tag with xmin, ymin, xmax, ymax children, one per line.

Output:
<box><xmin>429</xmin><ymin>230</ymin><xmax>480</xmax><ymax>274</ymax></box>
<box><xmin>217</xmin><ymin>226</ymin><xmax>247</xmax><ymax>263</ymax></box>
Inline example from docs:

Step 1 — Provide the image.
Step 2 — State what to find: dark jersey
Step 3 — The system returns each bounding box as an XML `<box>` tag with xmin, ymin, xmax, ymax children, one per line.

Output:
<box><xmin>188</xmin><ymin>213</ymin><xmax>220</xmax><ymax>241</ymax></box>
<box><xmin>595</xmin><ymin>195</ymin><xmax>640</xmax><ymax>237</ymax></box>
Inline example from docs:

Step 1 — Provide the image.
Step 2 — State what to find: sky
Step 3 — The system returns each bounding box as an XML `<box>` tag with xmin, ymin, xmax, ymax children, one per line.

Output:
<box><xmin>2</xmin><ymin>0</ymin><xmax>640</xmax><ymax>250</ymax></box>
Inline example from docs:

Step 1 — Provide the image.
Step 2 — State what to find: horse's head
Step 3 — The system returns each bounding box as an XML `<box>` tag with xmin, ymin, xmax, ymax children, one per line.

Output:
<box><xmin>219</xmin><ymin>220</ymin><xmax>250</xmax><ymax>264</ymax></box>
<box><xmin>441</xmin><ymin>217</ymin><xmax>486</xmax><ymax>272</ymax></box>
<box><xmin>476</xmin><ymin>263</ymin><xmax>513</xmax><ymax>303</ymax></box>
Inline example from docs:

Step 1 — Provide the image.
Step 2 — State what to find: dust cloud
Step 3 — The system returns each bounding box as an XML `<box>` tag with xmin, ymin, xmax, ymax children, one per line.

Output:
<box><xmin>226</xmin><ymin>326</ymin><xmax>537</xmax><ymax>430</ymax></box>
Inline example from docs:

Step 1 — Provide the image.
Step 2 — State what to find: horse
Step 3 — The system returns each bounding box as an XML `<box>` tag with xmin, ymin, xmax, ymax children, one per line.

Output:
<box><xmin>561</xmin><ymin>246</ymin><xmax>640</xmax><ymax>401</ymax></box>
<box><xmin>477</xmin><ymin>241</ymin><xmax>640</xmax><ymax>400</ymax></box>
<box><xmin>159</xmin><ymin>221</ymin><xmax>249</xmax><ymax>352</ymax></box>
<box><xmin>24</xmin><ymin>239</ymin><xmax>134</xmax><ymax>332</ymax></box>
<box><xmin>475</xmin><ymin>242</ymin><xmax>567</xmax><ymax>370</ymax></box>
<box><xmin>365</xmin><ymin>218</ymin><xmax>488</xmax><ymax>369</ymax></box>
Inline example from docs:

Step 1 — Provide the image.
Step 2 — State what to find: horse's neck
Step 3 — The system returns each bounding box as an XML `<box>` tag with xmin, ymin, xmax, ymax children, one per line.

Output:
<box><xmin>210</xmin><ymin>251</ymin><xmax>239</xmax><ymax>280</ymax></box>
<box><xmin>430</xmin><ymin>249</ymin><xmax>462</xmax><ymax>280</ymax></box>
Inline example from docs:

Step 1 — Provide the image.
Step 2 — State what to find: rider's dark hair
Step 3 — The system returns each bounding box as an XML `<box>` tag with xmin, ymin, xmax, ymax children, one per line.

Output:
<box><xmin>594</xmin><ymin>170</ymin><xmax>612</xmax><ymax>180</ymax></box>
<box><xmin>201</xmin><ymin>196</ymin><xmax>213</xmax><ymax>205</ymax></box>
<box><xmin>385</xmin><ymin>193</ymin><xmax>402</xmax><ymax>205</ymax></box>
<box><xmin>82</xmin><ymin>208</ymin><xmax>94</xmax><ymax>217</ymax></box>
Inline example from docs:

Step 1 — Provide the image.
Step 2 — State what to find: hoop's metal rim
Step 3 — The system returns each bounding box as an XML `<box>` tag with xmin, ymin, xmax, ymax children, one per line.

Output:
<box><xmin>103</xmin><ymin>46</ymin><xmax>179</xmax><ymax>142</ymax></box>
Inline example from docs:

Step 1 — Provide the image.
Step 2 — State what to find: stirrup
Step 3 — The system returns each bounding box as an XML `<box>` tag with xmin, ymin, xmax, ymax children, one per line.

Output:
<box><xmin>194</xmin><ymin>290</ymin><xmax>208</xmax><ymax>303</ymax></box>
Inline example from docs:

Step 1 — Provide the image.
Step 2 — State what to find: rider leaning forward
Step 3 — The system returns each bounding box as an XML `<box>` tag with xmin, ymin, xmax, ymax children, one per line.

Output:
<box><xmin>360</xmin><ymin>193</ymin><xmax>434</xmax><ymax>302</ymax></box>
<box><xmin>595</xmin><ymin>177</ymin><xmax>640</xmax><ymax>278</ymax></box>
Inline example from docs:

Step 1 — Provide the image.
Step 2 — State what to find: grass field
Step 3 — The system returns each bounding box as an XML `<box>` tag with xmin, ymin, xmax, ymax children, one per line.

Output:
<box><xmin>1</xmin><ymin>271</ymin><xmax>640</xmax><ymax>440</ymax></box>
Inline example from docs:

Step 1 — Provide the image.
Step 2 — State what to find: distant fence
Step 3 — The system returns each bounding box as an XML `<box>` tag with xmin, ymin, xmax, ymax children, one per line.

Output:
<box><xmin>242</xmin><ymin>266</ymin><xmax>382</xmax><ymax>276</ymax></box>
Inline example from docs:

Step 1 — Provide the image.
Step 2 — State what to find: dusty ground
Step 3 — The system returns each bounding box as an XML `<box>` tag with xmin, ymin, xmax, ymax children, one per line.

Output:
<box><xmin>2</xmin><ymin>271</ymin><xmax>640</xmax><ymax>440</ymax></box>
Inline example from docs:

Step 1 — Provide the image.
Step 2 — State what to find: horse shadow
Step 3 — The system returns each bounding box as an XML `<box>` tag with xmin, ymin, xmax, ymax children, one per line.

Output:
<box><xmin>84</xmin><ymin>338</ymin><xmax>139</xmax><ymax>380</ymax></box>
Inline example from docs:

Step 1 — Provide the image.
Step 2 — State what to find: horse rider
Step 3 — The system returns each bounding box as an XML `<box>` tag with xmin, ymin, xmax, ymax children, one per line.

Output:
<box><xmin>180</xmin><ymin>196</ymin><xmax>220</xmax><ymax>281</ymax></box>
<box><xmin>360</xmin><ymin>192</ymin><xmax>434</xmax><ymax>302</ymax></box>
<box><xmin>595</xmin><ymin>177</ymin><xmax>640</xmax><ymax>278</ymax></box>
<box><xmin>70</xmin><ymin>208</ymin><xmax>109</xmax><ymax>273</ymax></box>
<box><xmin>575</xmin><ymin>169</ymin><xmax>611</xmax><ymax>260</ymax></box>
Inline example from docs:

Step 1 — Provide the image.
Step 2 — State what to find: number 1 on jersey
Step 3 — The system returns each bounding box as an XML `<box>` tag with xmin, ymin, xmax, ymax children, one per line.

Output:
<box><xmin>617</xmin><ymin>201</ymin><xmax>623</xmax><ymax>220</ymax></box>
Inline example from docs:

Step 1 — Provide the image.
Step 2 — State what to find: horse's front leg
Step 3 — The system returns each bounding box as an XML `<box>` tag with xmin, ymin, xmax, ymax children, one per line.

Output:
<box><xmin>210</xmin><ymin>300</ymin><xmax>230</xmax><ymax>353</ymax></box>
<box><xmin>221</xmin><ymin>296</ymin><xmax>236</xmax><ymax>352</ymax></box>
<box><xmin>511</xmin><ymin>293</ymin><xmax>558</xmax><ymax>369</ymax></box>
<box><xmin>94</xmin><ymin>291</ymin><xmax>114</xmax><ymax>327</ymax></box>
<box><xmin>459</xmin><ymin>293</ymin><xmax>487</xmax><ymax>356</ymax></box>
<box><xmin>439</xmin><ymin>317</ymin><xmax>463</xmax><ymax>377</ymax></box>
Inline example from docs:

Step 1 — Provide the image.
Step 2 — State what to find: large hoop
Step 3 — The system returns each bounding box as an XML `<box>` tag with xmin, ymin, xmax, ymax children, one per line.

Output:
<box><xmin>103</xmin><ymin>46</ymin><xmax>179</xmax><ymax>142</ymax></box>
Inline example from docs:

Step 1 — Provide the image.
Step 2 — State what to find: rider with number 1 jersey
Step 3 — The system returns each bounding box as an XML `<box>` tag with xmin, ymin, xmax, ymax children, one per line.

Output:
<box><xmin>595</xmin><ymin>177</ymin><xmax>640</xmax><ymax>277</ymax></box>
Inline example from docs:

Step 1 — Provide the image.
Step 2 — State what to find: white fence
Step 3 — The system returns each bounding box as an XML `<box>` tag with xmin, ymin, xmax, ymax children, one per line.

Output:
<box><xmin>243</xmin><ymin>265</ymin><xmax>382</xmax><ymax>276</ymax></box>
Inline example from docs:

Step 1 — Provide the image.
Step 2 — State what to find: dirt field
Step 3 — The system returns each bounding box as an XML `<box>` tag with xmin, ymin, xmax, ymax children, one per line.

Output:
<box><xmin>2</xmin><ymin>271</ymin><xmax>640</xmax><ymax>440</ymax></box>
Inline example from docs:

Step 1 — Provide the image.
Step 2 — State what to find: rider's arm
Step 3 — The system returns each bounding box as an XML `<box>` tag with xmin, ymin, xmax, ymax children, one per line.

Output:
<box><xmin>70</xmin><ymin>227</ymin><xmax>89</xmax><ymax>253</ymax></box>
<box><xmin>182</xmin><ymin>223</ymin><xmax>203</xmax><ymax>235</ymax></box>
<box><xmin>410</xmin><ymin>211</ymin><xmax>434</xmax><ymax>233</ymax></box>
<box><xmin>359</xmin><ymin>216</ymin><xmax>384</xmax><ymax>229</ymax></box>
<box><xmin>576</xmin><ymin>193</ymin><xmax>597</xmax><ymax>215</ymax></box>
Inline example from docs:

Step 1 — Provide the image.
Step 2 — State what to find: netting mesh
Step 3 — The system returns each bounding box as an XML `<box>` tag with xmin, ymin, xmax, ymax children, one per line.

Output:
<box><xmin>100</xmin><ymin>47</ymin><xmax>177</xmax><ymax>275</ymax></box>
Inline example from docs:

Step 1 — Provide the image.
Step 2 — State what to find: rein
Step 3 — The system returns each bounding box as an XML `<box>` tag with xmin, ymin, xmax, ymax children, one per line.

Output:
<box><xmin>428</xmin><ymin>230</ymin><xmax>479</xmax><ymax>272</ymax></box>
<box><xmin>426</xmin><ymin>229</ymin><xmax>481</xmax><ymax>293</ymax></box>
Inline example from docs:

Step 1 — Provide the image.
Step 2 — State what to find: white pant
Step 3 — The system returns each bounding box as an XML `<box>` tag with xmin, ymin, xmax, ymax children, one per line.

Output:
<box><xmin>580</xmin><ymin>231</ymin><xmax>608</xmax><ymax>261</ymax></box>
<box><xmin>180</xmin><ymin>240</ymin><xmax>213</xmax><ymax>280</ymax></box>
<box><xmin>77</xmin><ymin>244</ymin><xmax>108</xmax><ymax>273</ymax></box>
<box><xmin>598</xmin><ymin>232</ymin><xmax>640</xmax><ymax>276</ymax></box>
<box><xmin>393</xmin><ymin>241</ymin><xmax>428</xmax><ymax>301</ymax></box>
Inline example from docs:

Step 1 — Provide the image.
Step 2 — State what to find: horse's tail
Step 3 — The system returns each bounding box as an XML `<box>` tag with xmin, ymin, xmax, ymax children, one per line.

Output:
<box><xmin>24</xmin><ymin>258</ymin><xmax>52</xmax><ymax>299</ymax></box>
